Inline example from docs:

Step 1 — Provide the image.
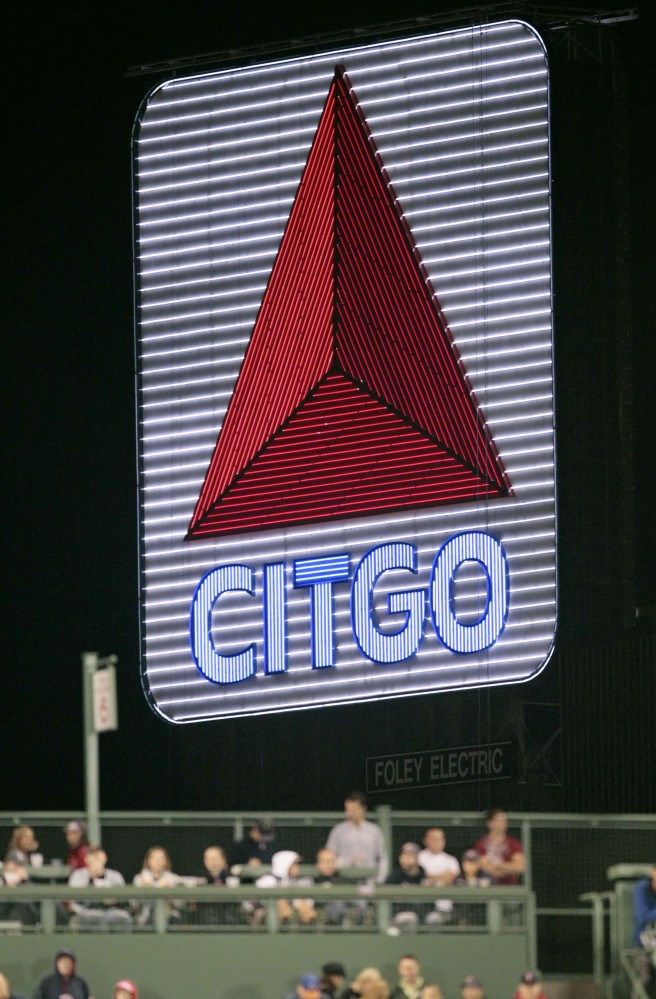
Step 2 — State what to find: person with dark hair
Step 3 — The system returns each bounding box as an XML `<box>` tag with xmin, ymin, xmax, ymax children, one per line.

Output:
<box><xmin>313</xmin><ymin>848</ymin><xmax>351</xmax><ymax>925</ymax></box>
<box><xmin>230</xmin><ymin>819</ymin><xmax>279</xmax><ymax>869</ymax></box>
<box><xmin>386</xmin><ymin>845</ymin><xmax>426</xmax><ymax>929</ymax></box>
<box><xmin>512</xmin><ymin>971</ymin><xmax>547</xmax><ymax>999</ymax></box>
<box><xmin>64</xmin><ymin>821</ymin><xmax>89</xmax><ymax>871</ymax></box>
<box><xmin>390</xmin><ymin>956</ymin><xmax>424</xmax><ymax>999</ymax></box>
<box><xmin>460</xmin><ymin>975</ymin><xmax>485</xmax><ymax>999</ymax></box>
<box><xmin>321</xmin><ymin>963</ymin><xmax>348</xmax><ymax>999</ymax></box>
<box><xmin>67</xmin><ymin>846</ymin><xmax>132</xmax><ymax>929</ymax></box>
<box><xmin>474</xmin><ymin>809</ymin><xmax>524</xmax><ymax>885</ymax></box>
<box><xmin>33</xmin><ymin>949</ymin><xmax>92</xmax><ymax>999</ymax></box>
<box><xmin>0</xmin><ymin>970</ymin><xmax>27</xmax><ymax>999</ymax></box>
<box><xmin>326</xmin><ymin>792</ymin><xmax>388</xmax><ymax>882</ymax></box>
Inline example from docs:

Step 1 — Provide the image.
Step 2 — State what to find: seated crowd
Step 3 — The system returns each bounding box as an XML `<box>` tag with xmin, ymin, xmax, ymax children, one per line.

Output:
<box><xmin>0</xmin><ymin>798</ymin><xmax>526</xmax><ymax>932</ymax></box>
<box><xmin>0</xmin><ymin>947</ymin><xmax>549</xmax><ymax>999</ymax></box>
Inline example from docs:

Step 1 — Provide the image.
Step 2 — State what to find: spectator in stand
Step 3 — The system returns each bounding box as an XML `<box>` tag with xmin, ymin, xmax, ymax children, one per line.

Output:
<box><xmin>460</xmin><ymin>976</ymin><xmax>485</xmax><ymax>999</ymax></box>
<box><xmin>386</xmin><ymin>844</ymin><xmax>426</xmax><ymax>929</ymax></box>
<box><xmin>418</xmin><ymin>827</ymin><xmax>459</xmax><ymax>925</ymax></box>
<box><xmin>231</xmin><ymin>819</ymin><xmax>279</xmax><ymax>870</ymax></box>
<box><xmin>633</xmin><ymin>864</ymin><xmax>656</xmax><ymax>997</ymax></box>
<box><xmin>0</xmin><ymin>850</ymin><xmax>38</xmax><ymax>925</ymax></box>
<box><xmin>256</xmin><ymin>850</ymin><xmax>315</xmax><ymax>925</ymax></box>
<box><xmin>68</xmin><ymin>845</ymin><xmax>132</xmax><ymax>929</ymax></box>
<box><xmin>455</xmin><ymin>850</ymin><xmax>493</xmax><ymax>888</ymax></box>
<box><xmin>113</xmin><ymin>981</ymin><xmax>138</xmax><ymax>999</ymax></box>
<box><xmin>390</xmin><ymin>956</ymin><xmax>424</xmax><ymax>999</ymax></box>
<box><xmin>132</xmin><ymin>846</ymin><xmax>183</xmax><ymax>926</ymax></box>
<box><xmin>33</xmin><ymin>948</ymin><xmax>92</xmax><ymax>999</ymax></box>
<box><xmin>193</xmin><ymin>845</ymin><xmax>237</xmax><ymax>925</ymax></box>
<box><xmin>64</xmin><ymin>821</ymin><xmax>89</xmax><ymax>871</ymax></box>
<box><xmin>313</xmin><ymin>848</ymin><xmax>350</xmax><ymax>925</ymax></box>
<box><xmin>360</xmin><ymin>984</ymin><xmax>389</xmax><ymax>999</ymax></box>
<box><xmin>344</xmin><ymin>968</ymin><xmax>389</xmax><ymax>999</ymax></box>
<box><xmin>475</xmin><ymin>809</ymin><xmax>524</xmax><ymax>885</ymax></box>
<box><xmin>512</xmin><ymin>972</ymin><xmax>547</xmax><ymax>999</ymax></box>
<box><xmin>419</xmin><ymin>987</ymin><xmax>444</xmax><ymax>999</ymax></box>
<box><xmin>200</xmin><ymin>845</ymin><xmax>230</xmax><ymax>885</ymax></box>
<box><xmin>453</xmin><ymin>848</ymin><xmax>493</xmax><ymax>926</ymax></box>
<box><xmin>326</xmin><ymin>791</ymin><xmax>388</xmax><ymax>882</ymax></box>
<box><xmin>0</xmin><ymin>970</ymin><xmax>27</xmax><ymax>999</ymax></box>
<box><xmin>321</xmin><ymin>963</ymin><xmax>348</xmax><ymax>999</ymax></box>
<box><xmin>283</xmin><ymin>974</ymin><xmax>324</xmax><ymax>999</ymax></box>
<box><xmin>418</xmin><ymin>828</ymin><xmax>459</xmax><ymax>886</ymax></box>
<box><xmin>6</xmin><ymin>827</ymin><xmax>42</xmax><ymax>868</ymax></box>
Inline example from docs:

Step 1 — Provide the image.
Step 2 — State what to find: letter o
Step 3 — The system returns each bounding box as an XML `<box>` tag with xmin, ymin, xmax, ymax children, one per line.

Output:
<box><xmin>430</xmin><ymin>531</ymin><xmax>509</xmax><ymax>654</ymax></box>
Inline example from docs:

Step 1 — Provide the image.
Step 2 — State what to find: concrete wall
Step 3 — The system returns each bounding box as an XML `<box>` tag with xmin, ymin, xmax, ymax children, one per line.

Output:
<box><xmin>0</xmin><ymin>931</ymin><xmax>530</xmax><ymax>999</ymax></box>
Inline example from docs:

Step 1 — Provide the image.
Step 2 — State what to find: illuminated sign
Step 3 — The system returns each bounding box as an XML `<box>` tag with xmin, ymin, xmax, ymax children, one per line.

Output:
<box><xmin>135</xmin><ymin>20</ymin><xmax>556</xmax><ymax>722</ymax></box>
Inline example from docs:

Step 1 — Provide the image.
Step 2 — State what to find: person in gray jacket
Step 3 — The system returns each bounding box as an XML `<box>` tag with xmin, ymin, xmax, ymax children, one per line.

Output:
<box><xmin>67</xmin><ymin>845</ymin><xmax>132</xmax><ymax>928</ymax></box>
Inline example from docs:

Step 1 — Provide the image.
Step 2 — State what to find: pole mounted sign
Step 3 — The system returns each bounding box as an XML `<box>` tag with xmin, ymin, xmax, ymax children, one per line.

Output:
<box><xmin>134</xmin><ymin>20</ymin><xmax>556</xmax><ymax>723</ymax></box>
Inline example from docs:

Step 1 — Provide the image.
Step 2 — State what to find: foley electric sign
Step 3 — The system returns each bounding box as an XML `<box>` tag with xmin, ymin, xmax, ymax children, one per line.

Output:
<box><xmin>134</xmin><ymin>21</ymin><xmax>556</xmax><ymax>723</ymax></box>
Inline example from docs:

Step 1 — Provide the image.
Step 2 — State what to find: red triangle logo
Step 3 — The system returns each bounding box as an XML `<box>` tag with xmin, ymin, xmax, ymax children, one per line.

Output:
<box><xmin>186</xmin><ymin>67</ymin><xmax>511</xmax><ymax>541</ymax></box>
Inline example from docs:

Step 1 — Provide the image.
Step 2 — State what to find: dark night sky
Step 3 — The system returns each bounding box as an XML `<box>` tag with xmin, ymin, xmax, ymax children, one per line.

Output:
<box><xmin>5</xmin><ymin>2</ymin><xmax>655</xmax><ymax>815</ymax></box>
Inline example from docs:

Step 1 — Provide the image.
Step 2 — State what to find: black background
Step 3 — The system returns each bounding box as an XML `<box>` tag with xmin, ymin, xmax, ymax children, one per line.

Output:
<box><xmin>5</xmin><ymin>1</ymin><xmax>655</xmax><ymax>815</ymax></box>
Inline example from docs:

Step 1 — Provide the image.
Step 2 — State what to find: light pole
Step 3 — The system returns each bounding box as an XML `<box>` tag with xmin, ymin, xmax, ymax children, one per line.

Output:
<box><xmin>82</xmin><ymin>651</ymin><xmax>118</xmax><ymax>845</ymax></box>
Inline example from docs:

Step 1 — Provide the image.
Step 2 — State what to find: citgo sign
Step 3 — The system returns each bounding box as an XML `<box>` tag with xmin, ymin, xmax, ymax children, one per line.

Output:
<box><xmin>134</xmin><ymin>21</ymin><xmax>556</xmax><ymax>722</ymax></box>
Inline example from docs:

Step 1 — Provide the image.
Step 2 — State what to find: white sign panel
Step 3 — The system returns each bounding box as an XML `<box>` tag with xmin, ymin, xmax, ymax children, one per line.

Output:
<box><xmin>92</xmin><ymin>666</ymin><xmax>118</xmax><ymax>733</ymax></box>
<box><xmin>134</xmin><ymin>20</ymin><xmax>556</xmax><ymax>723</ymax></box>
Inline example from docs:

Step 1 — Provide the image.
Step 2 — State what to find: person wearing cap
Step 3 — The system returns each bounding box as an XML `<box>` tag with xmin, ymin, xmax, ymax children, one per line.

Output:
<box><xmin>386</xmin><ymin>845</ymin><xmax>426</xmax><ymax>929</ymax></box>
<box><xmin>33</xmin><ymin>949</ymin><xmax>92</xmax><ymax>999</ymax></box>
<box><xmin>231</xmin><ymin>819</ymin><xmax>280</xmax><ymax>868</ymax></box>
<box><xmin>513</xmin><ymin>971</ymin><xmax>547</xmax><ymax>999</ymax></box>
<box><xmin>113</xmin><ymin>981</ymin><xmax>138</xmax><ymax>999</ymax></box>
<box><xmin>0</xmin><ymin>970</ymin><xmax>27</xmax><ymax>999</ymax></box>
<box><xmin>455</xmin><ymin>850</ymin><xmax>493</xmax><ymax>888</ymax></box>
<box><xmin>283</xmin><ymin>973</ymin><xmax>325</xmax><ymax>999</ymax></box>
<box><xmin>321</xmin><ymin>963</ymin><xmax>348</xmax><ymax>999</ymax></box>
<box><xmin>460</xmin><ymin>974</ymin><xmax>485</xmax><ymax>999</ymax></box>
<box><xmin>64</xmin><ymin>821</ymin><xmax>89</xmax><ymax>871</ymax></box>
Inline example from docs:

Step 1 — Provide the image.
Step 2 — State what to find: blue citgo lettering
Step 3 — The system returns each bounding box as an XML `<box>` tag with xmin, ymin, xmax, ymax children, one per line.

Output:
<box><xmin>351</xmin><ymin>542</ymin><xmax>425</xmax><ymax>664</ymax></box>
<box><xmin>190</xmin><ymin>564</ymin><xmax>256</xmax><ymax>683</ymax></box>
<box><xmin>263</xmin><ymin>562</ymin><xmax>287</xmax><ymax>674</ymax></box>
<box><xmin>293</xmin><ymin>553</ymin><xmax>350</xmax><ymax>669</ymax></box>
<box><xmin>429</xmin><ymin>531</ymin><xmax>509</xmax><ymax>654</ymax></box>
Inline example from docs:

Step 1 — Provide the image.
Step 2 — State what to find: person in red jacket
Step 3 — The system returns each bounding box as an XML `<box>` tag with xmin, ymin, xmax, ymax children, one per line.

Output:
<box><xmin>512</xmin><ymin>971</ymin><xmax>548</xmax><ymax>999</ymax></box>
<box><xmin>475</xmin><ymin>809</ymin><xmax>524</xmax><ymax>885</ymax></box>
<box><xmin>64</xmin><ymin>821</ymin><xmax>89</xmax><ymax>871</ymax></box>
